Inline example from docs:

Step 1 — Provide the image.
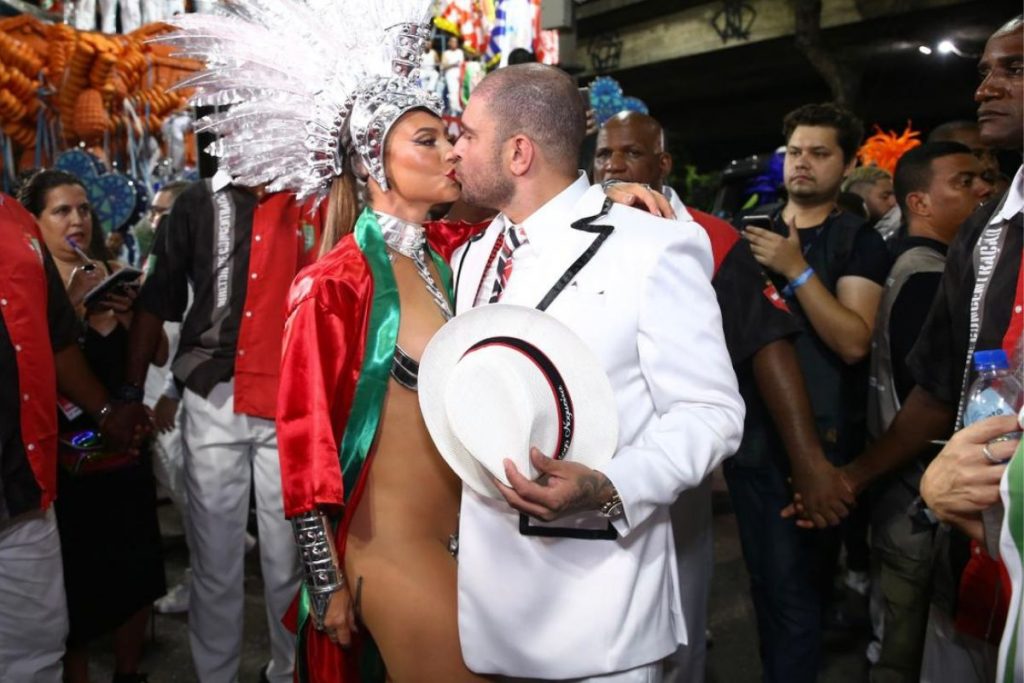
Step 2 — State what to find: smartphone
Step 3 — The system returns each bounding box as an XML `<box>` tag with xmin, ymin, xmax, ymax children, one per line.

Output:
<box><xmin>83</xmin><ymin>267</ymin><xmax>143</xmax><ymax>308</ymax></box>
<box><xmin>578</xmin><ymin>86</ymin><xmax>591</xmax><ymax>106</ymax></box>
<box><xmin>741</xmin><ymin>214</ymin><xmax>774</xmax><ymax>231</ymax></box>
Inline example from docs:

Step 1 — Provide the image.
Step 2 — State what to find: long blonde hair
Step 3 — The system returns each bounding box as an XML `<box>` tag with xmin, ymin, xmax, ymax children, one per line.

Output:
<box><xmin>318</xmin><ymin>166</ymin><xmax>364</xmax><ymax>257</ymax></box>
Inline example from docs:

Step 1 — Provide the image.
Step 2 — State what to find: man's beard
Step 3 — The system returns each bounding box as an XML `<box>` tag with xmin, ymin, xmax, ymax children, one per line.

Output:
<box><xmin>786</xmin><ymin>179</ymin><xmax>840</xmax><ymax>205</ymax></box>
<box><xmin>460</xmin><ymin>150</ymin><xmax>514</xmax><ymax>211</ymax></box>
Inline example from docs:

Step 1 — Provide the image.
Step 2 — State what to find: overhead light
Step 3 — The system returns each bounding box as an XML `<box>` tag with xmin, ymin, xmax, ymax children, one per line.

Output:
<box><xmin>918</xmin><ymin>45</ymin><xmax>933</xmax><ymax>55</ymax></box>
<box><xmin>938</xmin><ymin>39</ymin><xmax>959</xmax><ymax>55</ymax></box>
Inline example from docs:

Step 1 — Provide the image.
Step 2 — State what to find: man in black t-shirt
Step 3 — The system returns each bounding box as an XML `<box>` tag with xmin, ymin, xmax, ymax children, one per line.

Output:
<box><xmin>741</xmin><ymin>102</ymin><xmax>891</xmax><ymax>682</ymax></box>
<box><xmin>743</xmin><ymin>105</ymin><xmax>890</xmax><ymax>460</ymax></box>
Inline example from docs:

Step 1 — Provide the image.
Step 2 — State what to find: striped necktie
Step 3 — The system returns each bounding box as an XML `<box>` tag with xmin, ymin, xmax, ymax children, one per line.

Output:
<box><xmin>489</xmin><ymin>223</ymin><xmax>527</xmax><ymax>304</ymax></box>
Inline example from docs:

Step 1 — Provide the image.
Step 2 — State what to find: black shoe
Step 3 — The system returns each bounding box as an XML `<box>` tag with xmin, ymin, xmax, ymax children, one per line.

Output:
<box><xmin>258</xmin><ymin>664</ymin><xmax>270</xmax><ymax>683</ymax></box>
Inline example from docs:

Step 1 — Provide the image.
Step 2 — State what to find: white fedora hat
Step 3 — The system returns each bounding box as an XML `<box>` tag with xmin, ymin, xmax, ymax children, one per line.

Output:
<box><xmin>418</xmin><ymin>304</ymin><xmax>619</xmax><ymax>500</ymax></box>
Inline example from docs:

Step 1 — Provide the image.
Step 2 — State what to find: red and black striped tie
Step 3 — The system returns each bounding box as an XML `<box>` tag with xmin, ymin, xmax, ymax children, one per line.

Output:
<box><xmin>489</xmin><ymin>224</ymin><xmax>527</xmax><ymax>304</ymax></box>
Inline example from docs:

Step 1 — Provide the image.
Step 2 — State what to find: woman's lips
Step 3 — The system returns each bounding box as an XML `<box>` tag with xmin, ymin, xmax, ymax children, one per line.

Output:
<box><xmin>446</xmin><ymin>169</ymin><xmax>458</xmax><ymax>182</ymax></box>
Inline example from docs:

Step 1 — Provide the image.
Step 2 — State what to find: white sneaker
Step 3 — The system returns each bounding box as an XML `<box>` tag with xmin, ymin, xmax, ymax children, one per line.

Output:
<box><xmin>154</xmin><ymin>570</ymin><xmax>191</xmax><ymax>614</ymax></box>
<box><xmin>245</xmin><ymin>531</ymin><xmax>258</xmax><ymax>554</ymax></box>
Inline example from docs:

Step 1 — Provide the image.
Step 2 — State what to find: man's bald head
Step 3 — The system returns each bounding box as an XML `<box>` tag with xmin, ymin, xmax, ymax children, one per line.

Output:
<box><xmin>594</xmin><ymin>111</ymin><xmax>672</xmax><ymax>187</ymax></box>
<box><xmin>603</xmin><ymin>112</ymin><xmax>666</xmax><ymax>151</ymax></box>
<box><xmin>470</xmin><ymin>63</ymin><xmax>586</xmax><ymax>175</ymax></box>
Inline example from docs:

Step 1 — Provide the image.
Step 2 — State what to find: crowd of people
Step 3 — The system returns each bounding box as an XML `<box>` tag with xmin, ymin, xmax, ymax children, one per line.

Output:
<box><xmin>0</xmin><ymin>4</ymin><xmax>1020</xmax><ymax>683</ymax></box>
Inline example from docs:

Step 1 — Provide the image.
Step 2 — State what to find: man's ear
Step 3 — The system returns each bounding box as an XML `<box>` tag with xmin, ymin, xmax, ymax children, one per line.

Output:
<box><xmin>508</xmin><ymin>135</ymin><xmax>535</xmax><ymax>178</ymax></box>
<box><xmin>906</xmin><ymin>191</ymin><xmax>930</xmax><ymax>218</ymax></box>
<box><xmin>842</xmin><ymin>157</ymin><xmax>857</xmax><ymax>180</ymax></box>
<box><xmin>658</xmin><ymin>152</ymin><xmax>673</xmax><ymax>187</ymax></box>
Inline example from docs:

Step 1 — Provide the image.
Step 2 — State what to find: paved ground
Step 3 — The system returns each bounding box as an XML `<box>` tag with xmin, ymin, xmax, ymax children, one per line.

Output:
<box><xmin>86</xmin><ymin>470</ymin><xmax>871</xmax><ymax>682</ymax></box>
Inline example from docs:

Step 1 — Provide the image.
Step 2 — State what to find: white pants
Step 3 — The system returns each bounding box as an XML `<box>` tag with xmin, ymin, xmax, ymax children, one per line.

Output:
<box><xmin>182</xmin><ymin>381</ymin><xmax>300</xmax><ymax>683</ymax></box>
<box><xmin>150</xmin><ymin>397</ymin><xmax>188</xmax><ymax>530</ymax></box>
<box><xmin>663</xmin><ymin>480</ymin><xmax>713</xmax><ymax>683</ymax></box>
<box><xmin>98</xmin><ymin>0</ymin><xmax>142</xmax><ymax>33</ymax></box>
<box><xmin>0</xmin><ymin>509</ymin><xmax>68</xmax><ymax>683</ymax></box>
<box><xmin>148</xmin><ymin>323</ymin><xmax>190</xmax><ymax>544</ymax></box>
<box><xmin>73</xmin><ymin>0</ymin><xmax>96</xmax><ymax>30</ymax></box>
<box><xmin>497</xmin><ymin>662</ymin><xmax>662</xmax><ymax>683</ymax></box>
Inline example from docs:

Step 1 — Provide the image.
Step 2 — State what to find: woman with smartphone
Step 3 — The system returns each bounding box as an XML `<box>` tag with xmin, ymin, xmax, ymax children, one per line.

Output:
<box><xmin>18</xmin><ymin>170</ymin><xmax>166</xmax><ymax>683</ymax></box>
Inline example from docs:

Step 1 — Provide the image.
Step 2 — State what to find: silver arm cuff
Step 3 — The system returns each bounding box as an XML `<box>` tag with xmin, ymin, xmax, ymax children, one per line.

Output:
<box><xmin>292</xmin><ymin>510</ymin><xmax>344</xmax><ymax>630</ymax></box>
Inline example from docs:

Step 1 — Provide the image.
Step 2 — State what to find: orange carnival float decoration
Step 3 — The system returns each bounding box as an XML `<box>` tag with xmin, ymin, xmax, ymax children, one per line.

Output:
<box><xmin>0</xmin><ymin>14</ymin><xmax>202</xmax><ymax>175</ymax></box>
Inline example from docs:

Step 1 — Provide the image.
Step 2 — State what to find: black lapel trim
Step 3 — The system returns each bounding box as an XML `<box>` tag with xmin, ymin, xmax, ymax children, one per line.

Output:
<box><xmin>536</xmin><ymin>198</ymin><xmax>616</xmax><ymax>312</ymax></box>
<box><xmin>521</xmin><ymin>198</ymin><xmax>619</xmax><ymax>539</ymax></box>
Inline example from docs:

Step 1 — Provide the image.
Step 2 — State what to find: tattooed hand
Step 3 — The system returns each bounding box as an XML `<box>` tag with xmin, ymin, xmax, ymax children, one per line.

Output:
<box><xmin>494</xmin><ymin>447</ymin><xmax>618</xmax><ymax>522</ymax></box>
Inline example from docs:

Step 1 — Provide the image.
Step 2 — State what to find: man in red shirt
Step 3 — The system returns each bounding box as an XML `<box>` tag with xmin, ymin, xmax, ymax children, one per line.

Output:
<box><xmin>124</xmin><ymin>174</ymin><xmax>324</xmax><ymax>683</ymax></box>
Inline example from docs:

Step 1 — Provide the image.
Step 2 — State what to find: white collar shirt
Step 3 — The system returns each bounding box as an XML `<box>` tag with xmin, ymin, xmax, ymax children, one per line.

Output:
<box><xmin>474</xmin><ymin>173</ymin><xmax>590</xmax><ymax>307</ymax></box>
<box><xmin>992</xmin><ymin>165</ymin><xmax>1024</xmax><ymax>224</ymax></box>
<box><xmin>211</xmin><ymin>170</ymin><xmax>232</xmax><ymax>193</ymax></box>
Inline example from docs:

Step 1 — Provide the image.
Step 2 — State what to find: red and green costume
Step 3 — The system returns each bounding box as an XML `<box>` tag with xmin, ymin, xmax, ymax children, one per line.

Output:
<box><xmin>276</xmin><ymin>209</ymin><xmax>479</xmax><ymax>682</ymax></box>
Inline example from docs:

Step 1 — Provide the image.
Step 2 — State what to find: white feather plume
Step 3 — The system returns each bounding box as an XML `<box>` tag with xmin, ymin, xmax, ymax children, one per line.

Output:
<box><xmin>156</xmin><ymin>0</ymin><xmax>436</xmax><ymax>198</ymax></box>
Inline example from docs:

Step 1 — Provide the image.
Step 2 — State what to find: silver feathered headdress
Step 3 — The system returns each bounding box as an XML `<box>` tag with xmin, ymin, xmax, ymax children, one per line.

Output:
<box><xmin>159</xmin><ymin>0</ymin><xmax>443</xmax><ymax>197</ymax></box>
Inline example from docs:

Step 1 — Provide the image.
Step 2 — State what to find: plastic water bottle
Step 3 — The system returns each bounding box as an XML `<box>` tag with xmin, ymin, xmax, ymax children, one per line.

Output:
<box><xmin>963</xmin><ymin>349</ymin><xmax>1023</xmax><ymax>430</ymax></box>
<box><xmin>963</xmin><ymin>349</ymin><xmax>1022</xmax><ymax>558</ymax></box>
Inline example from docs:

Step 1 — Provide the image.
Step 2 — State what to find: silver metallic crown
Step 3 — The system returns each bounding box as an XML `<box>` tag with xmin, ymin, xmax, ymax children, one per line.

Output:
<box><xmin>348</xmin><ymin>76</ymin><xmax>444</xmax><ymax>191</ymax></box>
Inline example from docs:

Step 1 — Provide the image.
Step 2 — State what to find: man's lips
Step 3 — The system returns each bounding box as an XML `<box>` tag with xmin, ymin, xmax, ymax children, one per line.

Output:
<box><xmin>978</xmin><ymin>108</ymin><xmax>1007</xmax><ymax>121</ymax></box>
<box><xmin>446</xmin><ymin>169</ymin><xmax>458</xmax><ymax>182</ymax></box>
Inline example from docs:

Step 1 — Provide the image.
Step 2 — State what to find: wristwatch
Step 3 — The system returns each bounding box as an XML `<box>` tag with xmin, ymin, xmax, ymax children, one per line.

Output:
<box><xmin>114</xmin><ymin>383</ymin><xmax>145</xmax><ymax>403</ymax></box>
<box><xmin>599</xmin><ymin>488</ymin><xmax>624</xmax><ymax>520</ymax></box>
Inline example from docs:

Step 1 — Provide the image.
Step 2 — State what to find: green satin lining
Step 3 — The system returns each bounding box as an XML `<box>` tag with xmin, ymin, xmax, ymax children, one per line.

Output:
<box><xmin>1002</xmin><ymin>440</ymin><xmax>1023</xmax><ymax>683</ymax></box>
<box><xmin>296</xmin><ymin>208</ymin><xmax>400</xmax><ymax>683</ymax></box>
<box><xmin>340</xmin><ymin>209</ymin><xmax>401</xmax><ymax>496</ymax></box>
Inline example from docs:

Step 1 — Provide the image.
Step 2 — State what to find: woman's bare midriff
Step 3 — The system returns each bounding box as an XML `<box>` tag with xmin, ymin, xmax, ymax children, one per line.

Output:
<box><xmin>345</xmin><ymin>380</ymin><xmax>461</xmax><ymax>556</ymax></box>
<box><xmin>342</xmin><ymin>256</ymin><xmax>486</xmax><ymax>683</ymax></box>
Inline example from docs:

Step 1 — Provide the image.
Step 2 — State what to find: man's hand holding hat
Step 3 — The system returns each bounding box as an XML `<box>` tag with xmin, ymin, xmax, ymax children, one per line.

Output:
<box><xmin>495</xmin><ymin>447</ymin><xmax>619</xmax><ymax>522</ymax></box>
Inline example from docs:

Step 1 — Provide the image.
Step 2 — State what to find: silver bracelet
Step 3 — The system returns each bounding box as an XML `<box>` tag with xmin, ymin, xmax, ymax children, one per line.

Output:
<box><xmin>291</xmin><ymin>510</ymin><xmax>344</xmax><ymax>630</ymax></box>
<box><xmin>95</xmin><ymin>402</ymin><xmax>113</xmax><ymax>424</ymax></box>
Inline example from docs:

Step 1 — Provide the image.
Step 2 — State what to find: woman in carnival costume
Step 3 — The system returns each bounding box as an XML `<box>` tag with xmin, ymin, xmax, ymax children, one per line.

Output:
<box><xmin>164</xmin><ymin>2</ymin><xmax>483</xmax><ymax>680</ymax></box>
<box><xmin>164</xmin><ymin>2</ymin><xmax>665</xmax><ymax>680</ymax></box>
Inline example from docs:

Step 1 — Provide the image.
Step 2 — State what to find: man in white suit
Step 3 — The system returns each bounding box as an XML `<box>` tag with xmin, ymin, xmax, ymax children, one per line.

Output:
<box><xmin>450</xmin><ymin>64</ymin><xmax>745</xmax><ymax>682</ymax></box>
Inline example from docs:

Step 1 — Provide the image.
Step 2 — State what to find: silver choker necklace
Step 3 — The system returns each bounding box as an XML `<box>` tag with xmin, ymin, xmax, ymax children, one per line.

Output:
<box><xmin>374</xmin><ymin>211</ymin><xmax>452</xmax><ymax>321</ymax></box>
<box><xmin>375</xmin><ymin>212</ymin><xmax>426</xmax><ymax>259</ymax></box>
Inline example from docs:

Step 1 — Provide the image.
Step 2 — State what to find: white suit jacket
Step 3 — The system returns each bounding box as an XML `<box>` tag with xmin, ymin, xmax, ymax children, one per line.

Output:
<box><xmin>449</xmin><ymin>176</ymin><xmax>744</xmax><ymax>678</ymax></box>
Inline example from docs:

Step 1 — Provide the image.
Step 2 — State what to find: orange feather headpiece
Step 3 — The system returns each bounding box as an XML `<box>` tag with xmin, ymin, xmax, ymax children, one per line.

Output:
<box><xmin>857</xmin><ymin>122</ymin><xmax>922</xmax><ymax>175</ymax></box>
